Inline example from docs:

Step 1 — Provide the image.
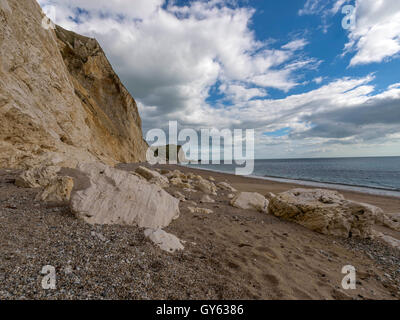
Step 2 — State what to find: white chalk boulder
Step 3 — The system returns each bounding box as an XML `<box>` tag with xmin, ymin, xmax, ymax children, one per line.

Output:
<box><xmin>135</xmin><ymin>166</ymin><xmax>169</xmax><ymax>188</ymax></box>
<box><xmin>170</xmin><ymin>177</ymin><xmax>193</xmax><ymax>190</ymax></box>
<box><xmin>375</xmin><ymin>212</ymin><xmax>400</xmax><ymax>232</ymax></box>
<box><xmin>173</xmin><ymin>191</ymin><xmax>186</xmax><ymax>202</ymax></box>
<box><xmin>200</xmin><ymin>195</ymin><xmax>215</xmax><ymax>203</ymax></box>
<box><xmin>217</xmin><ymin>182</ymin><xmax>237</xmax><ymax>193</ymax></box>
<box><xmin>231</xmin><ymin>192</ymin><xmax>269</xmax><ymax>213</ymax></box>
<box><xmin>144</xmin><ymin>229</ymin><xmax>184</xmax><ymax>253</ymax></box>
<box><xmin>268</xmin><ymin>188</ymin><xmax>382</xmax><ymax>238</ymax></box>
<box><xmin>70</xmin><ymin>163</ymin><xmax>180</xmax><ymax>228</ymax></box>
<box><xmin>193</xmin><ymin>178</ymin><xmax>218</xmax><ymax>195</ymax></box>
<box><xmin>374</xmin><ymin>231</ymin><xmax>400</xmax><ymax>250</ymax></box>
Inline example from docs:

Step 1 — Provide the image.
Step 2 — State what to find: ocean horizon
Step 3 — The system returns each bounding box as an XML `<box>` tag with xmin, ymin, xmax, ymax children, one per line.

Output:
<box><xmin>186</xmin><ymin>156</ymin><xmax>400</xmax><ymax>198</ymax></box>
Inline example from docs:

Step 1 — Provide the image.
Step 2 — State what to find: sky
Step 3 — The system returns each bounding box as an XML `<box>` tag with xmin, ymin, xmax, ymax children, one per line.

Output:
<box><xmin>38</xmin><ymin>0</ymin><xmax>400</xmax><ymax>159</ymax></box>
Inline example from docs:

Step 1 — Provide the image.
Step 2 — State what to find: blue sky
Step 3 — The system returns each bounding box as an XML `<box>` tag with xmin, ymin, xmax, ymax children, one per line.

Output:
<box><xmin>39</xmin><ymin>0</ymin><xmax>400</xmax><ymax>159</ymax></box>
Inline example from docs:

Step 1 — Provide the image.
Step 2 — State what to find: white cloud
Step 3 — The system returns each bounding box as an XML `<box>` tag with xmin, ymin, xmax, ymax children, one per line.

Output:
<box><xmin>313</xmin><ymin>76</ymin><xmax>324</xmax><ymax>84</ymax></box>
<box><xmin>195</xmin><ymin>75</ymin><xmax>400</xmax><ymax>157</ymax></box>
<box><xmin>223</xmin><ymin>75</ymin><xmax>377</xmax><ymax>129</ymax></box>
<box><xmin>39</xmin><ymin>0</ymin><xmax>164</xmax><ymax>19</ymax></box>
<box><xmin>389</xmin><ymin>83</ymin><xmax>400</xmax><ymax>89</ymax></box>
<box><xmin>299</xmin><ymin>0</ymin><xmax>351</xmax><ymax>16</ymax></box>
<box><xmin>346</xmin><ymin>0</ymin><xmax>400</xmax><ymax>66</ymax></box>
<box><xmin>298</xmin><ymin>0</ymin><xmax>324</xmax><ymax>16</ymax></box>
<box><xmin>282</xmin><ymin>39</ymin><xmax>308</xmax><ymax>51</ymax></box>
<box><xmin>219</xmin><ymin>83</ymin><xmax>268</xmax><ymax>104</ymax></box>
<box><xmin>298</xmin><ymin>0</ymin><xmax>400</xmax><ymax>66</ymax></box>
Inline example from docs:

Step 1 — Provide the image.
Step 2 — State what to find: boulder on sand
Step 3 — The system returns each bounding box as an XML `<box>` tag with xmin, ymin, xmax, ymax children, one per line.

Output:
<box><xmin>144</xmin><ymin>229</ymin><xmax>184</xmax><ymax>253</ymax></box>
<box><xmin>70</xmin><ymin>163</ymin><xmax>180</xmax><ymax>228</ymax></box>
<box><xmin>200</xmin><ymin>195</ymin><xmax>215</xmax><ymax>203</ymax></box>
<box><xmin>264</xmin><ymin>192</ymin><xmax>276</xmax><ymax>201</ymax></box>
<box><xmin>173</xmin><ymin>191</ymin><xmax>186</xmax><ymax>202</ymax></box>
<box><xmin>193</xmin><ymin>178</ymin><xmax>218</xmax><ymax>195</ymax></box>
<box><xmin>15</xmin><ymin>166</ymin><xmax>61</xmax><ymax>188</ymax></box>
<box><xmin>135</xmin><ymin>166</ymin><xmax>169</xmax><ymax>188</ymax></box>
<box><xmin>375</xmin><ymin>212</ymin><xmax>400</xmax><ymax>232</ymax></box>
<box><xmin>268</xmin><ymin>188</ymin><xmax>382</xmax><ymax>238</ymax></box>
<box><xmin>217</xmin><ymin>182</ymin><xmax>237</xmax><ymax>193</ymax></box>
<box><xmin>373</xmin><ymin>231</ymin><xmax>400</xmax><ymax>250</ymax></box>
<box><xmin>165</xmin><ymin>170</ymin><xmax>187</xmax><ymax>180</ymax></box>
<box><xmin>230</xmin><ymin>192</ymin><xmax>269</xmax><ymax>213</ymax></box>
<box><xmin>170</xmin><ymin>177</ymin><xmax>193</xmax><ymax>190</ymax></box>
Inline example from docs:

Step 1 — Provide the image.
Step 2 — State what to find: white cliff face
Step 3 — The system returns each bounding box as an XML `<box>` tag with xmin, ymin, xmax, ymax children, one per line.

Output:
<box><xmin>0</xmin><ymin>0</ymin><xmax>147</xmax><ymax>169</ymax></box>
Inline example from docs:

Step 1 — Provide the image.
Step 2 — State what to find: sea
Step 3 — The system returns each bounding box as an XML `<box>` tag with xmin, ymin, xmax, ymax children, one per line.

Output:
<box><xmin>185</xmin><ymin>156</ymin><xmax>400</xmax><ymax>198</ymax></box>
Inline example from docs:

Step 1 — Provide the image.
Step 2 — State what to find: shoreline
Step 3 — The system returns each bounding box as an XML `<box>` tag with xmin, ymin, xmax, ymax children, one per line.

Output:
<box><xmin>165</xmin><ymin>164</ymin><xmax>400</xmax><ymax>214</ymax></box>
<box><xmin>181</xmin><ymin>164</ymin><xmax>400</xmax><ymax>199</ymax></box>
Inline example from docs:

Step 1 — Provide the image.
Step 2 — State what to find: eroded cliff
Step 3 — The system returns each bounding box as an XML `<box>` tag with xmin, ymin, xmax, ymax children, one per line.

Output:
<box><xmin>0</xmin><ymin>0</ymin><xmax>147</xmax><ymax>169</ymax></box>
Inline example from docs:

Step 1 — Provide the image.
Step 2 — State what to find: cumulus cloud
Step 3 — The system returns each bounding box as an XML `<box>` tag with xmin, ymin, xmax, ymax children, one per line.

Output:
<box><xmin>299</xmin><ymin>0</ymin><xmax>400</xmax><ymax>66</ymax></box>
<box><xmin>345</xmin><ymin>0</ymin><xmax>400</xmax><ymax>66</ymax></box>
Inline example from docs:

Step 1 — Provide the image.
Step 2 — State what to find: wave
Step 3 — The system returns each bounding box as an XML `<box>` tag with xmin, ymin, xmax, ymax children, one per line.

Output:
<box><xmin>262</xmin><ymin>174</ymin><xmax>400</xmax><ymax>192</ymax></box>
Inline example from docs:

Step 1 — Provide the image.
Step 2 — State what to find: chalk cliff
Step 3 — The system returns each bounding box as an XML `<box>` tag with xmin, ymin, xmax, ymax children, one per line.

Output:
<box><xmin>0</xmin><ymin>0</ymin><xmax>148</xmax><ymax>169</ymax></box>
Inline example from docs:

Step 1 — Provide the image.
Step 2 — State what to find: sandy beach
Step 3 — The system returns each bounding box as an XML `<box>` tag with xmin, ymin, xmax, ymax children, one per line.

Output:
<box><xmin>1</xmin><ymin>164</ymin><xmax>400</xmax><ymax>300</ymax></box>
<box><xmin>122</xmin><ymin>163</ymin><xmax>400</xmax><ymax>299</ymax></box>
